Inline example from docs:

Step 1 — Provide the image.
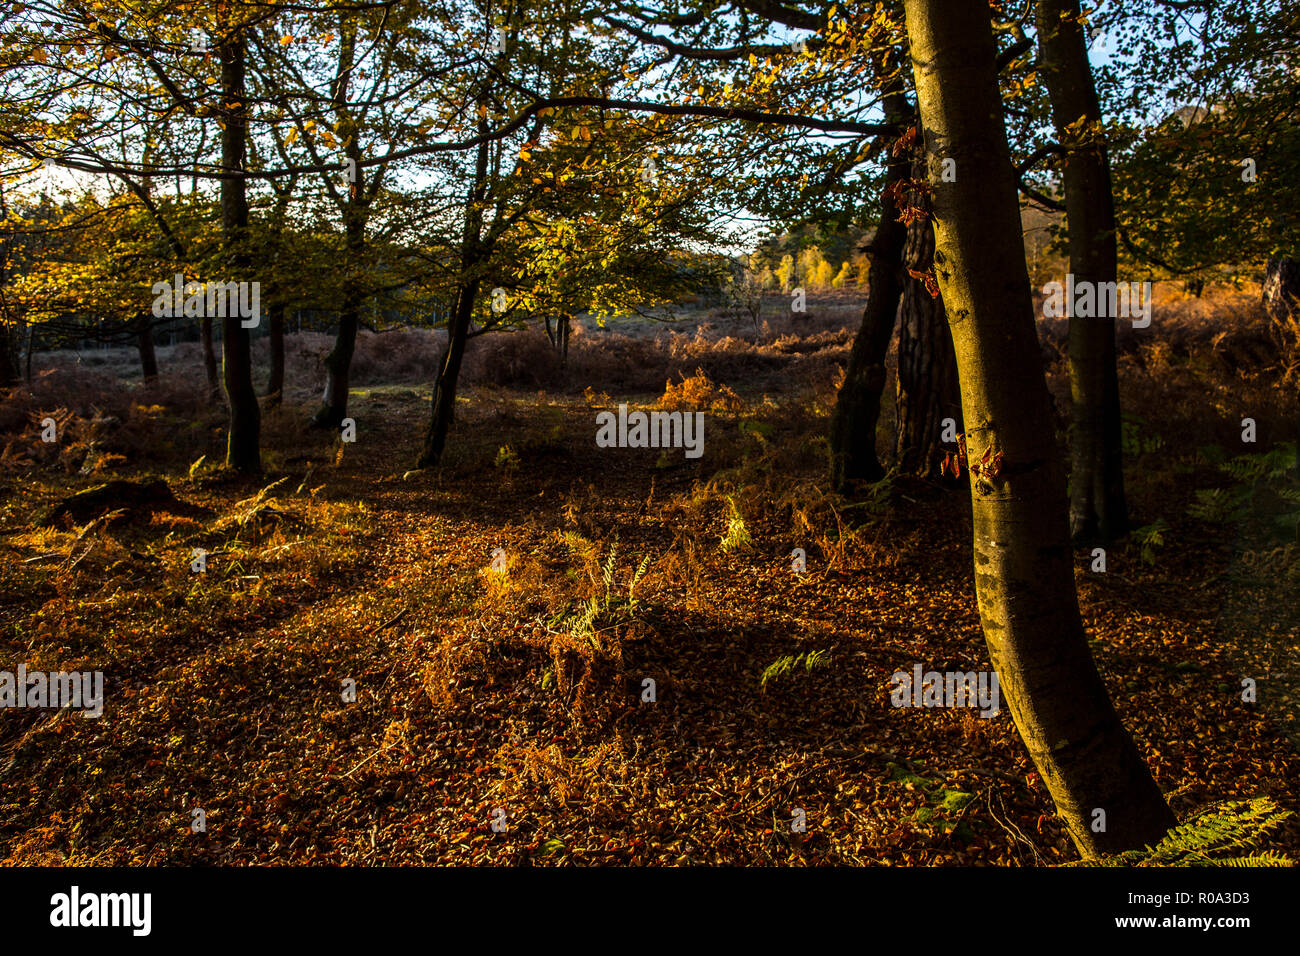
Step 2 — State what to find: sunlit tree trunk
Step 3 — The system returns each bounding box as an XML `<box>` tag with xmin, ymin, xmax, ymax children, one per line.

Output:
<box><xmin>1038</xmin><ymin>0</ymin><xmax>1128</xmax><ymax>544</ymax></box>
<box><xmin>219</xmin><ymin>26</ymin><xmax>260</xmax><ymax>474</ymax></box>
<box><xmin>903</xmin><ymin>0</ymin><xmax>1175</xmax><ymax>857</ymax></box>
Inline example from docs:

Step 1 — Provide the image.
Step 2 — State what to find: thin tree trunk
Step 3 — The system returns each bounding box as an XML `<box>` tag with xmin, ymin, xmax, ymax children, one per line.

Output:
<box><xmin>201</xmin><ymin>315</ymin><xmax>220</xmax><ymax>401</ymax></box>
<box><xmin>265</xmin><ymin>299</ymin><xmax>285</xmax><ymax>407</ymax></box>
<box><xmin>895</xmin><ymin>145</ymin><xmax>961</xmax><ymax>479</ymax></box>
<box><xmin>1038</xmin><ymin>0</ymin><xmax>1128</xmax><ymax>544</ymax></box>
<box><xmin>416</xmin><ymin>99</ymin><xmax>491</xmax><ymax>470</ymax></box>
<box><xmin>219</xmin><ymin>27</ymin><xmax>260</xmax><ymax>474</ymax></box>
<box><xmin>310</xmin><ymin>18</ymin><xmax>370</xmax><ymax>430</ymax></box>
<box><xmin>828</xmin><ymin>91</ymin><xmax>913</xmax><ymax>491</ymax></box>
<box><xmin>311</xmin><ymin>302</ymin><xmax>359</xmax><ymax>428</ymax></box>
<box><xmin>136</xmin><ymin>319</ymin><xmax>158</xmax><ymax>385</ymax></box>
<box><xmin>417</xmin><ymin>282</ymin><xmax>479</xmax><ymax>469</ymax></box>
<box><xmin>903</xmin><ymin>0</ymin><xmax>1175</xmax><ymax>857</ymax></box>
<box><xmin>0</xmin><ymin>323</ymin><xmax>20</xmax><ymax>388</ymax></box>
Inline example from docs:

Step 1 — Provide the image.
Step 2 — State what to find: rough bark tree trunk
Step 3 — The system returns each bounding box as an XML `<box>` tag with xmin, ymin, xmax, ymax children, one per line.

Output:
<box><xmin>828</xmin><ymin>91</ymin><xmax>913</xmax><ymax>491</ymax></box>
<box><xmin>1038</xmin><ymin>0</ymin><xmax>1128</xmax><ymax>544</ymax></box>
<box><xmin>895</xmin><ymin>146</ymin><xmax>961</xmax><ymax>479</ymax></box>
<box><xmin>903</xmin><ymin>0</ymin><xmax>1175</xmax><ymax>857</ymax></box>
<box><xmin>219</xmin><ymin>27</ymin><xmax>260</xmax><ymax>474</ymax></box>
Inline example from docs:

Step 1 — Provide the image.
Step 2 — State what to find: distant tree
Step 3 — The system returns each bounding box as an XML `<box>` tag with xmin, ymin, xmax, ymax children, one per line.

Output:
<box><xmin>776</xmin><ymin>253</ymin><xmax>796</xmax><ymax>291</ymax></box>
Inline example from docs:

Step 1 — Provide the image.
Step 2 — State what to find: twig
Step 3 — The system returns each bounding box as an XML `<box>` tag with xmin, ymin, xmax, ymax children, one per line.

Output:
<box><xmin>376</xmin><ymin>607</ymin><xmax>410</xmax><ymax>631</ymax></box>
<box><xmin>342</xmin><ymin>742</ymin><xmax>398</xmax><ymax>779</ymax></box>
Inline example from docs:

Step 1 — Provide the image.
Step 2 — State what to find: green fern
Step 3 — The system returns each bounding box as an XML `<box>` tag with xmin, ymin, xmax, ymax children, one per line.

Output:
<box><xmin>1186</xmin><ymin>488</ymin><xmax>1244</xmax><ymax>523</ymax></box>
<box><xmin>549</xmin><ymin>543</ymin><xmax>653</xmax><ymax>646</ymax></box>
<box><xmin>1131</xmin><ymin>518</ymin><xmax>1169</xmax><ymax>565</ymax></box>
<box><xmin>719</xmin><ymin>496</ymin><xmax>753</xmax><ymax>553</ymax></box>
<box><xmin>1075</xmin><ymin>798</ymin><xmax>1293</xmax><ymax>867</ymax></box>
<box><xmin>760</xmin><ymin>649</ymin><xmax>831</xmax><ymax>691</ymax></box>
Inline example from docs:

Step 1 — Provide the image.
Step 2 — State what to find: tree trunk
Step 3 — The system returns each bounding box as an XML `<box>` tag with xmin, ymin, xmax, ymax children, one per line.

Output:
<box><xmin>0</xmin><ymin>322</ymin><xmax>21</xmax><ymax>388</ymax></box>
<box><xmin>1263</xmin><ymin>256</ymin><xmax>1300</xmax><ymax>368</ymax></box>
<box><xmin>418</xmin><ymin>282</ymin><xmax>480</xmax><ymax>468</ymax></box>
<box><xmin>310</xmin><ymin>19</ymin><xmax>370</xmax><ymax>431</ymax></box>
<box><xmin>1038</xmin><ymin>0</ymin><xmax>1128</xmax><ymax>544</ymax></box>
<box><xmin>311</xmin><ymin>299</ymin><xmax>359</xmax><ymax>428</ymax></box>
<box><xmin>219</xmin><ymin>28</ymin><xmax>261</xmax><ymax>474</ymax></box>
<box><xmin>416</xmin><ymin>103</ymin><xmax>491</xmax><ymax>470</ymax></box>
<box><xmin>1263</xmin><ymin>255</ymin><xmax>1300</xmax><ymax>471</ymax></box>
<box><xmin>828</xmin><ymin>91</ymin><xmax>913</xmax><ymax>491</ymax></box>
<box><xmin>136</xmin><ymin>319</ymin><xmax>158</xmax><ymax>385</ymax></box>
<box><xmin>902</xmin><ymin>0</ymin><xmax>1175</xmax><ymax>858</ymax></box>
<box><xmin>265</xmin><ymin>298</ymin><xmax>285</xmax><ymax>407</ymax></box>
<box><xmin>201</xmin><ymin>315</ymin><xmax>220</xmax><ymax>401</ymax></box>
<box><xmin>895</xmin><ymin>146</ymin><xmax>961</xmax><ymax>479</ymax></box>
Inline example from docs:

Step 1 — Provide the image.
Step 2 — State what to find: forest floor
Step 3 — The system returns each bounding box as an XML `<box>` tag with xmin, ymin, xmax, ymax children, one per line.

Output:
<box><xmin>1</xmin><ymin>287</ymin><xmax>1298</xmax><ymax>865</ymax></box>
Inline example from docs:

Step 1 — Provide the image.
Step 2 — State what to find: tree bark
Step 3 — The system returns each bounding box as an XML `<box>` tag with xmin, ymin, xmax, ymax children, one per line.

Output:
<box><xmin>895</xmin><ymin>146</ymin><xmax>961</xmax><ymax>479</ymax></box>
<box><xmin>558</xmin><ymin>313</ymin><xmax>571</xmax><ymax>368</ymax></box>
<box><xmin>219</xmin><ymin>27</ymin><xmax>261</xmax><ymax>474</ymax></box>
<box><xmin>310</xmin><ymin>19</ymin><xmax>370</xmax><ymax>430</ymax></box>
<box><xmin>1038</xmin><ymin>0</ymin><xmax>1128</xmax><ymax>544</ymax></box>
<box><xmin>0</xmin><ymin>322</ymin><xmax>21</xmax><ymax>388</ymax></box>
<box><xmin>903</xmin><ymin>0</ymin><xmax>1175</xmax><ymax>857</ymax></box>
<box><xmin>416</xmin><ymin>101</ymin><xmax>491</xmax><ymax>469</ymax></box>
<box><xmin>265</xmin><ymin>298</ymin><xmax>285</xmax><ymax>407</ymax></box>
<box><xmin>136</xmin><ymin>319</ymin><xmax>158</xmax><ymax>385</ymax></box>
<box><xmin>828</xmin><ymin>91</ymin><xmax>913</xmax><ymax>491</ymax></box>
<box><xmin>311</xmin><ymin>296</ymin><xmax>360</xmax><ymax>428</ymax></box>
<box><xmin>201</xmin><ymin>315</ymin><xmax>220</xmax><ymax>401</ymax></box>
<box><xmin>417</xmin><ymin>280</ymin><xmax>480</xmax><ymax>469</ymax></box>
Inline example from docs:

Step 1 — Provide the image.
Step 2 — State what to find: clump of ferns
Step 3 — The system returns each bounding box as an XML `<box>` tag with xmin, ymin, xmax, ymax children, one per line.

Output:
<box><xmin>548</xmin><ymin>542</ymin><xmax>652</xmax><ymax>649</ymax></box>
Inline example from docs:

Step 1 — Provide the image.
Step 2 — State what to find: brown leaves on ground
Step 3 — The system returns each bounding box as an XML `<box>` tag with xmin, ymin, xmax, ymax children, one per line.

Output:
<box><xmin>0</xmin><ymin>297</ymin><xmax>1297</xmax><ymax>865</ymax></box>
